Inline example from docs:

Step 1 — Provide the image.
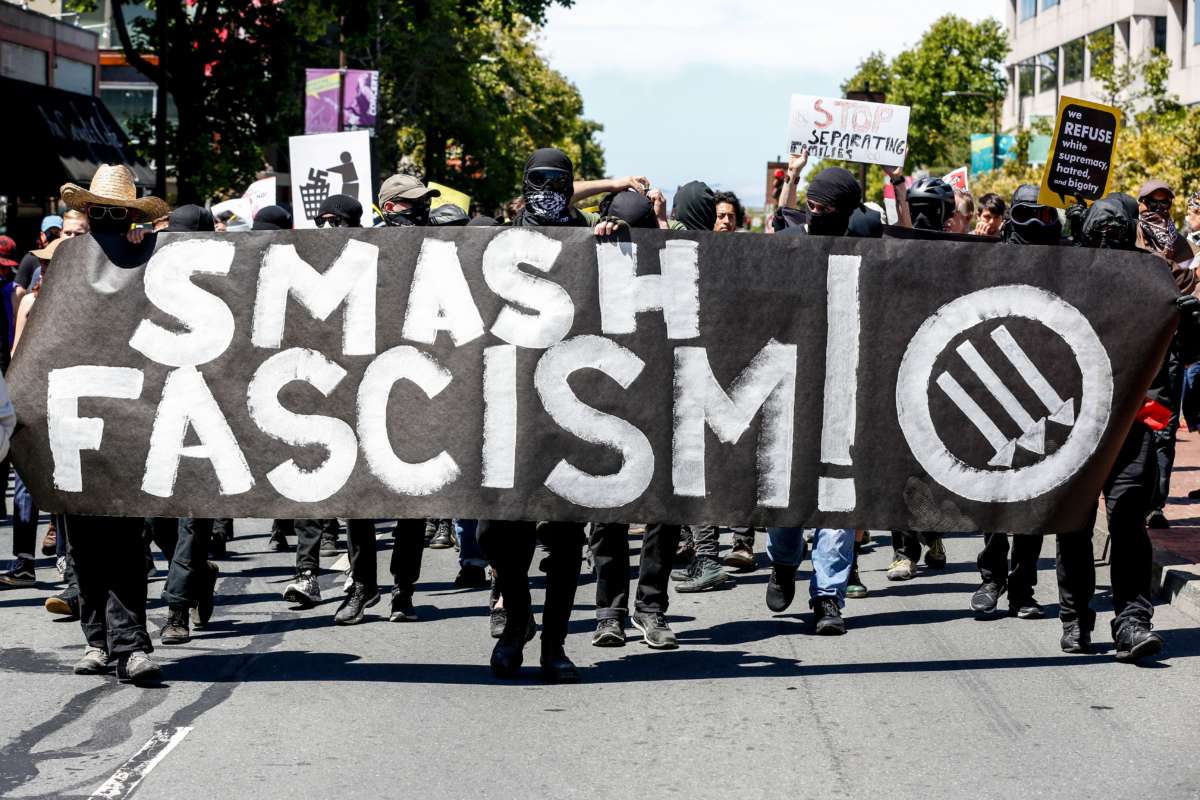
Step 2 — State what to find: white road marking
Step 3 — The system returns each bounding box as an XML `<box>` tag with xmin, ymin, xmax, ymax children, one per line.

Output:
<box><xmin>89</xmin><ymin>726</ymin><xmax>192</xmax><ymax>799</ymax></box>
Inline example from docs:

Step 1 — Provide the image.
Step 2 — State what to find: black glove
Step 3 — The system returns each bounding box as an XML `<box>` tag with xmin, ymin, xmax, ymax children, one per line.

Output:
<box><xmin>1064</xmin><ymin>202</ymin><xmax>1088</xmax><ymax>243</ymax></box>
<box><xmin>1175</xmin><ymin>294</ymin><xmax>1200</xmax><ymax>319</ymax></box>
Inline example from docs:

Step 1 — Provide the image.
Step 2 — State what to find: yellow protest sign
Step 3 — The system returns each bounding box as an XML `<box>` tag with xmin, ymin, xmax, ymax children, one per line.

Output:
<box><xmin>1038</xmin><ymin>96</ymin><xmax>1122</xmax><ymax>209</ymax></box>
<box><xmin>428</xmin><ymin>182</ymin><xmax>471</xmax><ymax>213</ymax></box>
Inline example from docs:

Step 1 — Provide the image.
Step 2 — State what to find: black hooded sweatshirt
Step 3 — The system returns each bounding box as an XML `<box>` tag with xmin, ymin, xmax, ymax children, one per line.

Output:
<box><xmin>511</xmin><ymin>148</ymin><xmax>595</xmax><ymax>228</ymax></box>
<box><xmin>670</xmin><ymin>181</ymin><xmax>716</xmax><ymax>231</ymax></box>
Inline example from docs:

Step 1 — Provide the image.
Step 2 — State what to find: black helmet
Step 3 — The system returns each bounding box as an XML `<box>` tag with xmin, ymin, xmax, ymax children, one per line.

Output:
<box><xmin>907</xmin><ymin>177</ymin><xmax>956</xmax><ymax>231</ymax></box>
<box><xmin>1003</xmin><ymin>183</ymin><xmax>1062</xmax><ymax>246</ymax></box>
<box><xmin>429</xmin><ymin>204</ymin><xmax>470</xmax><ymax>226</ymax></box>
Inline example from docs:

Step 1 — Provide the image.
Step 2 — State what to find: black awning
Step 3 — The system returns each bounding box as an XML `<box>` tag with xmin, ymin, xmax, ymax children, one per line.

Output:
<box><xmin>0</xmin><ymin>75</ymin><xmax>155</xmax><ymax>197</ymax></box>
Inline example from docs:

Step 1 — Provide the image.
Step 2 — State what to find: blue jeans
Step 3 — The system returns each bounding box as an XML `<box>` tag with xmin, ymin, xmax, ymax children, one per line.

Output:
<box><xmin>1182</xmin><ymin>362</ymin><xmax>1200</xmax><ymax>433</ymax></box>
<box><xmin>766</xmin><ymin>527</ymin><xmax>855</xmax><ymax>607</ymax></box>
<box><xmin>455</xmin><ymin>519</ymin><xmax>485</xmax><ymax>567</ymax></box>
<box><xmin>12</xmin><ymin>469</ymin><xmax>38</xmax><ymax>561</ymax></box>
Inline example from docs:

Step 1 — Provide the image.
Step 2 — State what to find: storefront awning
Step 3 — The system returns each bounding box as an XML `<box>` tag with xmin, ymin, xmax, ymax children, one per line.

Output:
<box><xmin>0</xmin><ymin>76</ymin><xmax>155</xmax><ymax>197</ymax></box>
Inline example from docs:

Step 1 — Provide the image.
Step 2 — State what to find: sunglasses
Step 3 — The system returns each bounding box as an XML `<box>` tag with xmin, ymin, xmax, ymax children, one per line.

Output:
<box><xmin>1143</xmin><ymin>198</ymin><xmax>1172</xmax><ymax>213</ymax></box>
<box><xmin>88</xmin><ymin>205</ymin><xmax>129</xmax><ymax>220</ymax></box>
<box><xmin>315</xmin><ymin>216</ymin><xmax>347</xmax><ymax>228</ymax></box>
<box><xmin>526</xmin><ymin>168</ymin><xmax>571</xmax><ymax>192</ymax></box>
<box><xmin>1010</xmin><ymin>203</ymin><xmax>1058</xmax><ymax>225</ymax></box>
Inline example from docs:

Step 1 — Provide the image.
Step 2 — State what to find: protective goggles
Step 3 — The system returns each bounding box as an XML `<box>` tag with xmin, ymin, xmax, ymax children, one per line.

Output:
<box><xmin>1010</xmin><ymin>203</ymin><xmax>1058</xmax><ymax>225</ymax></box>
<box><xmin>525</xmin><ymin>168</ymin><xmax>571</xmax><ymax>192</ymax></box>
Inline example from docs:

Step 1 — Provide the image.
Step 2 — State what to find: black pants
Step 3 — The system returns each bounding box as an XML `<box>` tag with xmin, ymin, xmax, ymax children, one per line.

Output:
<box><xmin>891</xmin><ymin>531</ymin><xmax>925</xmax><ymax>561</ymax></box>
<box><xmin>347</xmin><ymin>518</ymin><xmax>425</xmax><ymax>595</ymax></box>
<box><xmin>590</xmin><ymin>523</ymin><xmax>681</xmax><ymax>620</ymax></box>
<box><xmin>161</xmin><ymin>518</ymin><xmax>213</xmax><ymax>610</ymax></box>
<box><xmin>213</xmin><ymin>518</ymin><xmax>234</xmax><ymax>540</ymax></box>
<box><xmin>1056</xmin><ymin>424</ymin><xmax>1157</xmax><ymax>629</ymax></box>
<box><xmin>977</xmin><ymin>533</ymin><xmax>1044</xmax><ymax>604</ymax></box>
<box><xmin>687</xmin><ymin>525</ymin><xmax>754</xmax><ymax>559</ymax></box>
<box><xmin>1150</xmin><ymin>355</ymin><xmax>1183</xmax><ymax>513</ymax></box>
<box><xmin>65</xmin><ymin>515</ymin><xmax>151</xmax><ymax>656</ymax></box>
<box><xmin>271</xmin><ymin>519</ymin><xmax>328</xmax><ymax>573</ymax></box>
<box><xmin>478</xmin><ymin>520</ymin><xmax>584</xmax><ymax>647</ymax></box>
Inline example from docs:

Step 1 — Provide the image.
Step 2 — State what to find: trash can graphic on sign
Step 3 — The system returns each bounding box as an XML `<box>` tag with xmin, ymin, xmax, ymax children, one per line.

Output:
<box><xmin>288</xmin><ymin>130</ymin><xmax>373</xmax><ymax>229</ymax></box>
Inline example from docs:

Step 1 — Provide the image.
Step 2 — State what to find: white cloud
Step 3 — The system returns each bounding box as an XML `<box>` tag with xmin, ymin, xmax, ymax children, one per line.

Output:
<box><xmin>539</xmin><ymin>0</ymin><xmax>1007</xmax><ymax>78</ymax></box>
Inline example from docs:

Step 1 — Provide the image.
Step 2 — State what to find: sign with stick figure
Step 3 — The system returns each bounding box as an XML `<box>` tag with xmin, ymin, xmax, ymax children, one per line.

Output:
<box><xmin>288</xmin><ymin>131</ymin><xmax>373</xmax><ymax>229</ymax></box>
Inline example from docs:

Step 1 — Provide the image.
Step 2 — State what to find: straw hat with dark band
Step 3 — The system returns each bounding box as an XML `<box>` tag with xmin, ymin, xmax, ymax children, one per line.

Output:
<box><xmin>61</xmin><ymin>164</ymin><xmax>169</xmax><ymax>223</ymax></box>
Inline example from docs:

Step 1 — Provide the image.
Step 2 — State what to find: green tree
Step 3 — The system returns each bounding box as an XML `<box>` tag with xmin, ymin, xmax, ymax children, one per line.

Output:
<box><xmin>1087</xmin><ymin>28</ymin><xmax>1178</xmax><ymax>118</ymax></box>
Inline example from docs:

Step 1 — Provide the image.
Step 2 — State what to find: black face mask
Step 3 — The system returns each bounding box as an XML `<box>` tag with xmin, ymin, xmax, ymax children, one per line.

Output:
<box><xmin>383</xmin><ymin>202</ymin><xmax>429</xmax><ymax>227</ymax></box>
<box><xmin>807</xmin><ymin>209</ymin><xmax>850</xmax><ymax>236</ymax></box>
<box><xmin>88</xmin><ymin>215</ymin><xmax>132</xmax><ymax>235</ymax></box>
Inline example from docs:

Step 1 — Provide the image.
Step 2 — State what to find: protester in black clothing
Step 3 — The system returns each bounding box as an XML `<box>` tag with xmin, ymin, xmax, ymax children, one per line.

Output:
<box><xmin>969</xmin><ymin>185</ymin><xmax>1052</xmax><ymax>620</ymax></box>
<box><xmin>252</xmin><ymin>205</ymin><xmax>293</xmax><ymax>230</ymax></box>
<box><xmin>430</xmin><ymin>204</ymin><xmax>470</xmax><ymax>226</ymax></box>
<box><xmin>1054</xmin><ymin>192</ymin><xmax>1188</xmax><ymax>661</ymax></box>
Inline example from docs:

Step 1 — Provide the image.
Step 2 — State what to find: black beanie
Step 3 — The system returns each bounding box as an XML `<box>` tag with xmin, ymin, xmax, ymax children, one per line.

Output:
<box><xmin>318</xmin><ymin>194</ymin><xmax>364</xmax><ymax>227</ymax></box>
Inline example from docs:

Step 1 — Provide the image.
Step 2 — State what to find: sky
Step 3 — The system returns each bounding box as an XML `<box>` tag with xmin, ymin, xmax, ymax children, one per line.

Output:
<box><xmin>538</xmin><ymin>0</ymin><xmax>1007</xmax><ymax>210</ymax></box>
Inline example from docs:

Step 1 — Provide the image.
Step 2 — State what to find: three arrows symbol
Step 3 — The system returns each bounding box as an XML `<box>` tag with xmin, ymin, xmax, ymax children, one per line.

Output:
<box><xmin>935</xmin><ymin>324</ymin><xmax>1076</xmax><ymax>469</ymax></box>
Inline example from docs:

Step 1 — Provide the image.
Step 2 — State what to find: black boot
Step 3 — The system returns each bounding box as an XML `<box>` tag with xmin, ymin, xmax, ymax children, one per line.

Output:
<box><xmin>539</xmin><ymin>642</ymin><xmax>580</xmax><ymax>683</ymax></box>
<box><xmin>1060</xmin><ymin>620</ymin><xmax>1092</xmax><ymax>654</ymax></box>
<box><xmin>765</xmin><ymin>563</ymin><xmax>797</xmax><ymax>612</ymax></box>
<box><xmin>1113</xmin><ymin>618</ymin><xmax>1163</xmax><ymax>663</ymax></box>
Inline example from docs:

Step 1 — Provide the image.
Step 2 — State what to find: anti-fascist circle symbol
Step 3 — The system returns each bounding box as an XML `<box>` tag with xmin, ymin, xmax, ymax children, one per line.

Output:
<box><xmin>896</xmin><ymin>284</ymin><xmax>1113</xmax><ymax>504</ymax></box>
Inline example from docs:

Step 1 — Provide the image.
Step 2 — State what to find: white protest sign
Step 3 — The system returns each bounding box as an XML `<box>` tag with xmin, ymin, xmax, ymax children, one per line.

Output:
<box><xmin>288</xmin><ymin>130</ymin><xmax>373</xmax><ymax>229</ymax></box>
<box><xmin>243</xmin><ymin>177</ymin><xmax>277</xmax><ymax>219</ymax></box>
<box><xmin>788</xmin><ymin>94</ymin><xmax>910</xmax><ymax>168</ymax></box>
<box><xmin>944</xmin><ymin>167</ymin><xmax>969</xmax><ymax>192</ymax></box>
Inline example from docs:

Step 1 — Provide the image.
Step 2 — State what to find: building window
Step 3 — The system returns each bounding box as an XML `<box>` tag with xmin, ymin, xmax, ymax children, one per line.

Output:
<box><xmin>1042</xmin><ymin>0</ymin><xmax>1058</xmax><ymax>8</ymax></box>
<box><xmin>1154</xmin><ymin>16</ymin><xmax>1167</xmax><ymax>52</ymax></box>
<box><xmin>1020</xmin><ymin>0</ymin><xmax>1037</xmax><ymax>22</ymax></box>
<box><xmin>0</xmin><ymin>41</ymin><xmax>48</xmax><ymax>85</ymax></box>
<box><xmin>54</xmin><ymin>57</ymin><xmax>95</xmax><ymax>95</ymax></box>
<box><xmin>1195</xmin><ymin>1</ymin><xmax>1200</xmax><ymax>45</ymax></box>
<box><xmin>1038</xmin><ymin>50</ymin><xmax>1058</xmax><ymax>93</ymax></box>
<box><xmin>1019</xmin><ymin>62</ymin><xmax>1036</xmax><ymax>98</ymax></box>
<box><xmin>1063</xmin><ymin>37</ymin><xmax>1085</xmax><ymax>82</ymax></box>
<box><xmin>101</xmin><ymin>86</ymin><xmax>155</xmax><ymax>137</ymax></box>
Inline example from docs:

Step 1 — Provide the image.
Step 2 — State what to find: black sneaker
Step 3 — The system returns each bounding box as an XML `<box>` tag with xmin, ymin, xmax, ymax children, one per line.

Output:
<box><xmin>160</xmin><ymin>607</ymin><xmax>191</xmax><ymax>644</ymax></box>
<box><xmin>389</xmin><ymin>591</ymin><xmax>417</xmax><ymax>622</ymax></box>
<box><xmin>192</xmin><ymin>562</ymin><xmax>219</xmax><ymax>629</ymax></box>
<box><xmin>539</xmin><ymin>643</ymin><xmax>580</xmax><ymax>683</ymax></box>
<box><xmin>631</xmin><ymin>612</ymin><xmax>678</xmax><ymax>649</ymax></box>
<box><xmin>1010</xmin><ymin>600</ymin><xmax>1043</xmax><ymax>620</ymax></box>
<box><xmin>336</xmin><ymin>582</ymin><xmax>381</xmax><ymax>625</ymax></box>
<box><xmin>267</xmin><ymin>532</ymin><xmax>291</xmax><ymax>552</ymax></box>
<box><xmin>765</xmin><ymin>563</ymin><xmax>798</xmax><ymax>612</ymax></box>
<box><xmin>970</xmin><ymin>582</ymin><xmax>1006</xmax><ymax>615</ymax></box>
<box><xmin>812</xmin><ymin>597</ymin><xmax>846</xmax><ymax>635</ymax></box>
<box><xmin>1060</xmin><ymin>621</ymin><xmax>1092</xmax><ymax>654</ymax></box>
<box><xmin>283</xmin><ymin>570</ymin><xmax>321</xmax><ymax>607</ymax></box>
<box><xmin>0</xmin><ymin>558</ymin><xmax>35</xmax><ymax>588</ymax></box>
<box><xmin>676</xmin><ymin>556</ymin><xmax>733</xmax><ymax>593</ymax></box>
<box><xmin>429</xmin><ymin>520</ymin><xmax>455</xmax><ymax>549</ymax></box>
<box><xmin>1146</xmin><ymin>509</ymin><xmax>1170</xmax><ymax>529</ymax></box>
<box><xmin>208</xmin><ymin>533</ymin><xmax>227</xmax><ymax>559</ymax></box>
<box><xmin>592</xmin><ymin>617</ymin><xmax>626</xmax><ymax>647</ymax></box>
<box><xmin>117</xmin><ymin>651</ymin><xmax>162</xmax><ymax>685</ymax></box>
<box><xmin>1113</xmin><ymin>619</ymin><xmax>1163</xmax><ymax>663</ymax></box>
<box><xmin>489</xmin><ymin>606</ymin><xmax>508</xmax><ymax>639</ymax></box>
<box><xmin>45</xmin><ymin>590</ymin><xmax>80</xmax><ymax>619</ymax></box>
<box><xmin>454</xmin><ymin>564</ymin><xmax>489</xmax><ymax>589</ymax></box>
<box><xmin>320</xmin><ymin>533</ymin><xmax>340</xmax><ymax>556</ymax></box>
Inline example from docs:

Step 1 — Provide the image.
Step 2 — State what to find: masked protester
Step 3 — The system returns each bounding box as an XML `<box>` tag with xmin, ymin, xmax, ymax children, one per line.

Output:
<box><xmin>1186</xmin><ymin>191</ymin><xmax>1200</xmax><ymax>252</ymax></box>
<box><xmin>252</xmin><ymin>205</ymin><xmax>293</xmax><ymax>231</ymax></box>
<box><xmin>164</xmin><ymin>204</ymin><xmax>215</xmax><ymax>233</ymax></box>
<box><xmin>379</xmin><ymin>174</ymin><xmax>440</xmax><ymax>227</ymax></box>
<box><xmin>316</xmin><ymin>194</ymin><xmax>363</xmax><ymax>228</ymax></box>
<box><xmin>511</xmin><ymin>148</ymin><xmax>585</xmax><ymax>227</ymax></box>
<box><xmin>601</xmin><ymin>190</ymin><xmax>658</xmax><ymax>229</ymax></box>
<box><xmin>906</xmin><ymin>177</ymin><xmax>957</xmax><ymax>233</ymax></box>
<box><xmin>967</xmin><ymin>186</ymin><xmax>1059</xmax><ymax>622</ymax></box>
<box><xmin>669</xmin><ymin>181</ymin><xmax>717</xmax><ymax>231</ymax></box>
<box><xmin>1054</xmin><ymin>192</ymin><xmax>1194</xmax><ymax>662</ymax></box>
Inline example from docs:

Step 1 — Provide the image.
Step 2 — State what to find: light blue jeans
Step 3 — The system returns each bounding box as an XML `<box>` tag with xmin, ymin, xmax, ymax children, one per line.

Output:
<box><xmin>455</xmin><ymin>520</ymin><xmax>486</xmax><ymax>567</ymax></box>
<box><xmin>766</xmin><ymin>527</ymin><xmax>855</xmax><ymax>607</ymax></box>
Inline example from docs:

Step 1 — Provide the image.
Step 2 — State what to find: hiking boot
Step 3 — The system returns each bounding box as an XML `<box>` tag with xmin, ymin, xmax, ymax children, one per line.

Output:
<box><xmin>723</xmin><ymin>543</ymin><xmax>756</xmax><ymax>571</ymax></box>
<box><xmin>320</xmin><ymin>532</ymin><xmax>340</xmax><ymax>556</ymax></box>
<box><xmin>676</xmin><ymin>557</ymin><xmax>733</xmax><ymax>593</ymax></box>
<box><xmin>923</xmin><ymin>537</ymin><xmax>947</xmax><ymax>568</ymax></box>
<box><xmin>41</xmin><ymin>521</ymin><xmax>57</xmax><ymax>556</ymax></box>
<box><xmin>1146</xmin><ymin>509</ymin><xmax>1169</xmax><ymax>529</ymax></box>
<box><xmin>389</xmin><ymin>590</ymin><xmax>417</xmax><ymax>622</ymax></box>
<box><xmin>971</xmin><ymin>581</ymin><xmax>1005</xmax><ymax>615</ymax></box>
<box><xmin>73</xmin><ymin>646</ymin><xmax>112</xmax><ymax>675</ymax></box>
<box><xmin>489</xmin><ymin>606</ymin><xmax>508</xmax><ymax>638</ymax></box>
<box><xmin>1010</xmin><ymin>600</ymin><xmax>1043</xmax><ymax>620</ymax></box>
<box><xmin>161</xmin><ymin>607</ymin><xmax>191</xmax><ymax>644</ymax></box>
<box><xmin>631</xmin><ymin>612</ymin><xmax>678</xmax><ymax>649</ymax></box>
<box><xmin>886</xmin><ymin>557</ymin><xmax>915</xmax><ymax>581</ymax></box>
<box><xmin>539</xmin><ymin>643</ymin><xmax>580</xmax><ymax>683</ymax></box>
<box><xmin>1113</xmin><ymin>619</ymin><xmax>1163</xmax><ymax>663</ymax></box>
<box><xmin>267</xmin><ymin>531</ymin><xmax>290</xmax><ymax>552</ymax></box>
<box><xmin>845</xmin><ymin>568</ymin><xmax>868</xmax><ymax>599</ymax></box>
<box><xmin>812</xmin><ymin>597</ymin><xmax>846</xmax><ymax>636</ymax></box>
<box><xmin>117</xmin><ymin>652</ymin><xmax>162</xmax><ymax>685</ymax></box>
<box><xmin>429</xmin><ymin>520</ymin><xmax>455</xmax><ymax>549</ymax></box>
<box><xmin>283</xmin><ymin>570</ymin><xmax>320</xmax><ymax>607</ymax></box>
<box><xmin>592</xmin><ymin>617</ymin><xmax>626</xmax><ymax>647</ymax></box>
<box><xmin>454</xmin><ymin>564</ymin><xmax>489</xmax><ymax>589</ymax></box>
<box><xmin>765</xmin><ymin>563</ymin><xmax>798</xmax><ymax>612</ymax></box>
<box><xmin>336</xmin><ymin>581</ymin><xmax>381</xmax><ymax>625</ymax></box>
<box><xmin>45</xmin><ymin>590</ymin><xmax>79</xmax><ymax>619</ymax></box>
<box><xmin>670</xmin><ymin>561</ymin><xmax>697</xmax><ymax>582</ymax></box>
<box><xmin>0</xmin><ymin>558</ymin><xmax>35</xmax><ymax>588</ymax></box>
<box><xmin>192</xmin><ymin>562</ymin><xmax>219</xmax><ymax>629</ymax></box>
<box><xmin>1060</xmin><ymin>621</ymin><xmax>1092</xmax><ymax>654</ymax></box>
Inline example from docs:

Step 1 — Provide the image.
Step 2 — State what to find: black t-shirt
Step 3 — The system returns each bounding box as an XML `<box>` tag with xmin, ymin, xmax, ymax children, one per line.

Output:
<box><xmin>15</xmin><ymin>252</ymin><xmax>39</xmax><ymax>289</ymax></box>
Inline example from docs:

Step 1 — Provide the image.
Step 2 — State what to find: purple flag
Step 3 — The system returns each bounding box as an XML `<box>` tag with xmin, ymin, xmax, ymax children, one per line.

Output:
<box><xmin>304</xmin><ymin>68</ymin><xmax>340</xmax><ymax>134</ymax></box>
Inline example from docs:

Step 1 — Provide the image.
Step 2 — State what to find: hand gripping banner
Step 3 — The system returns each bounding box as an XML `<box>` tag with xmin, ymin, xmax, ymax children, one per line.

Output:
<box><xmin>7</xmin><ymin>228</ymin><xmax>1179</xmax><ymax>533</ymax></box>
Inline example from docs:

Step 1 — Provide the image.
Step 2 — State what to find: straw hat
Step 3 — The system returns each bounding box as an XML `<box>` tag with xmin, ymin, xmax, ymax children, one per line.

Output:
<box><xmin>29</xmin><ymin>236</ymin><xmax>65</xmax><ymax>260</ymax></box>
<box><xmin>61</xmin><ymin>164</ymin><xmax>169</xmax><ymax>223</ymax></box>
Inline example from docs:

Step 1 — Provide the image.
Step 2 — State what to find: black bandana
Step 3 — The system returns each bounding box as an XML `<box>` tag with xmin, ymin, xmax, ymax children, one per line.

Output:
<box><xmin>805</xmin><ymin>168</ymin><xmax>861</xmax><ymax>237</ymax></box>
<box><xmin>513</xmin><ymin>148</ymin><xmax>576</xmax><ymax>227</ymax></box>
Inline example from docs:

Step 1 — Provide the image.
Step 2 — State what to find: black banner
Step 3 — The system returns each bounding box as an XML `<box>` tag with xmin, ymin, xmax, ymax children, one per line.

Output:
<box><xmin>7</xmin><ymin>228</ymin><xmax>1179</xmax><ymax>533</ymax></box>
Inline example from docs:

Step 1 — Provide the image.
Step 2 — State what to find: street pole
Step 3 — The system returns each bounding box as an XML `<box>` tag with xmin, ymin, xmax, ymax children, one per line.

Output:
<box><xmin>155</xmin><ymin>3</ymin><xmax>167</xmax><ymax>200</ymax></box>
<box><xmin>992</xmin><ymin>94</ymin><xmax>999</xmax><ymax>172</ymax></box>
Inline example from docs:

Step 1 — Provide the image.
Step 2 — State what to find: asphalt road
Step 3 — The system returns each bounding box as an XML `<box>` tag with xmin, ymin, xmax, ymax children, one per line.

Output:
<box><xmin>1</xmin><ymin>520</ymin><xmax>1198</xmax><ymax>799</ymax></box>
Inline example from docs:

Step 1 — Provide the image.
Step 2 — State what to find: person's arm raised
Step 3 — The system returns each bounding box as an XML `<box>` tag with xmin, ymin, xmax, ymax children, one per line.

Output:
<box><xmin>780</xmin><ymin>150</ymin><xmax>807</xmax><ymax>210</ymax></box>
<box><xmin>572</xmin><ymin>175</ymin><xmax>649</xmax><ymax>203</ymax></box>
<box><xmin>882</xmin><ymin>150</ymin><xmax>912</xmax><ymax>229</ymax></box>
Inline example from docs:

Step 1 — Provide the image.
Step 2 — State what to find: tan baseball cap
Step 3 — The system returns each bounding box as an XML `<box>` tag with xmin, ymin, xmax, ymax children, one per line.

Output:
<box><xmin>1137</xmin><ymin>178</ymin><xmax>1174</xmax><ymax>200</ymax></box>
<box><xmin>378</xmin><ymin>174</ymin><xmax>440</xmax><ymax>206</ymax></box>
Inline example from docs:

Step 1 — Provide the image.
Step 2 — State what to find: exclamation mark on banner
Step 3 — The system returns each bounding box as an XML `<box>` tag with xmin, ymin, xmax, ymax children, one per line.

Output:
<box><xmin>817</xmin><ymin>254</ymin><xmax>861</xmax><ymax>512</ymax></box>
